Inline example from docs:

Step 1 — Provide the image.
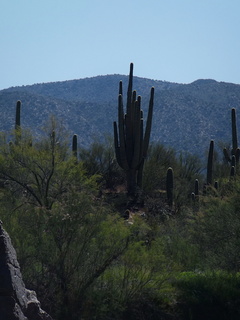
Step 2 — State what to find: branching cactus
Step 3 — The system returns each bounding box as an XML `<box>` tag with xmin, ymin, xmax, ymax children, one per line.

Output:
<box><xmin>113</xmin><ymin>63</ymin><xmax>154</xmax><ymax>195</ymax></box>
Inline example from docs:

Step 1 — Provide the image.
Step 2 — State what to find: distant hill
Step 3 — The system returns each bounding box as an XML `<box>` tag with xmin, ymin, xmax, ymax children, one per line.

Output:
<box><xmin>1</xmin><ymin>75</ymin><xmax>240</xmax><ymax>157</ymax></box>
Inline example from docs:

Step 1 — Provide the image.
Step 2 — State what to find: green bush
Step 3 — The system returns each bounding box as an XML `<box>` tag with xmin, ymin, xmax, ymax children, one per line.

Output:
<box><xmin>174</xmin><ymin>271</ymin><xmax>240</xmax><ymax>320</ymax></box>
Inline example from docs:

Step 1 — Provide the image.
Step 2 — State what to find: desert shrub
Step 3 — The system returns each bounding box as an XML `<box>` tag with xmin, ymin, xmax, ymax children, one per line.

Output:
<box><xmin>81</xmin><ymin>220</ymin><xmax>177</xmax><ymax>320</ymax></box>
<box><xmin>80</xmin><ymin>136</ymin><xmax>125</xmax><ymax>190</ymax></box>
<box><xmin>174</xmin><ymin>271</ymin><xmax>240</xmax><ymax>320</ymax></box>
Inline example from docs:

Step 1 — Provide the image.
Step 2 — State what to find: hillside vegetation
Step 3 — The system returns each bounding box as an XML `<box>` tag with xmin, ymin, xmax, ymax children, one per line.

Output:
<box><xmin>1</xmin><ymin>67</ymin><xmax>240</xmax><ymax>319</ymax></box>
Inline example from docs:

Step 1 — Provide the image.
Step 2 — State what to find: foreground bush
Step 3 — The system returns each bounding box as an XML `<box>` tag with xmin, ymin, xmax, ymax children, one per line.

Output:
<box><xmin>174</xmin><ymin>271</ymin><xmax>240</xmax><ymax>320</ymax></box>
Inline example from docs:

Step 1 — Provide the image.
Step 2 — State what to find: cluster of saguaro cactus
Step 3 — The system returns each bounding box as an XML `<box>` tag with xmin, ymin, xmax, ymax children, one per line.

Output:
<box><xmin>113</xmin><ymin>63</ymin><xmax>154</xmax><ymax>195</ymax></box>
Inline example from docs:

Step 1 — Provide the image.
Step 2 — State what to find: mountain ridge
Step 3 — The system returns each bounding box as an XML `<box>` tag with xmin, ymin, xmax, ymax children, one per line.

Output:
<box><xmin>1</xmin><ymin>75</ymin><xmax>240</xmax><ymax>157</ymax></box>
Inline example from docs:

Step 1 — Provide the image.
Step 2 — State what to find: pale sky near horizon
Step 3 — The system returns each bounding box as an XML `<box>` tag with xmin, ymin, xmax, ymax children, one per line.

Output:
<box><xmin>1</xmin><ymin>0</ymin><xmax>240</xmax><ymax>90</ymax></box>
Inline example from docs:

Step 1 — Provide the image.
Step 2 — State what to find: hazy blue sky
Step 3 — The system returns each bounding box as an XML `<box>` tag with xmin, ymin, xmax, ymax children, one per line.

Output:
<box><xmin>1</xmin><ymin>0</ymin><xmax>240</xmax><ymax>89</ymax></box>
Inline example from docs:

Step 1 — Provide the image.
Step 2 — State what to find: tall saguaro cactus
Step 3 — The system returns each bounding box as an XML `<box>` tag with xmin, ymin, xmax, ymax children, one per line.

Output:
<box><xmin>72</xmin><ymin>134</ymin><xmax>78</xmax><ymax>159</ymax></box>
<box><xmin>207</xmin><ymin>140</ymin><xmax>214</xmax><ymax>185</ymax></box>
<box><xmin>231</xmin><ymin>108</ymin><xmax>238</xmax><ymax>154</ymax></box>
<box><xmin>224</xmin><ymin>108</ymin><xmax>240</xmax><ymax>164</ymax></box>
<box><xmin>15</xmin><ymin>100</ymin><xmax>21</xmax><ymax>144</ymax></box>
<box><xmin>113</xmin><ymin>63</ymin><xmax>154</xmax><ymax>195</ymax></box>
<box><xmin>166</xmin><ymin>167</ymin><xmax>174</xmax><ymax>207</ymax></box>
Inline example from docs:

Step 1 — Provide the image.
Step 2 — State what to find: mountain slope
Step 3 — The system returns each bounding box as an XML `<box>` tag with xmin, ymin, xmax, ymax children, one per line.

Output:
<box><xmin>1</xmin><ymin>75</ymin><xmax>240</xmax><ymax>156</ymax></box>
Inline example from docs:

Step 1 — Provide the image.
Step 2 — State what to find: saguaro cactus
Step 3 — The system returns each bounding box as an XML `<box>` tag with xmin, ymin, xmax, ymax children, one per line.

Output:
<box><xmin>113</xmin><ymin>63</ymin><xmax>154</xmax><ymax>195</ymax></box>
<box><xmin>194</xmin><ymin>179</ymin><xmax>199</xmax><ymax>196</ymax></box>
<box><xmin>224</xmin><ymin>108</ymin><xmax>240</xmax><ymax>164</ymax></box>
<box><xmin>72</xmin><ymin>134</ymin><xmax>78</xmax><ymax>159</ymax></box>
<box><xmin>15</xmin><ymin>100</ymin><xmax>21</xmax><ymax>144</ymax></box>
<box><xmin>15</xmin><ymin>100</ymin><xmax>21</xmax><ymax>129</ymax></box>
<box><xmin>207</xmin><ymin>140</ymin><xmax>214</xmax><ymax>185</ymax></box>
<box><xmin>166</xmin><ymin>167</ymin><xmax>174</xmax><ymax>207</ymax></box>
<box><xmin>231</xmin><ymin>108</ymin><xmax>238</xmax><ymax>155</ymax></box>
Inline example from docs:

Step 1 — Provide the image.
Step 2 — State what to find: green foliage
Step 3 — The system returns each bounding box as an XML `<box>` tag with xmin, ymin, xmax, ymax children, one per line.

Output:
<box><xmin>3</xmin><ymin>94</ymin><xmax>240</xmax><ymax>320</ymax></box>
<box><xmin>142</xmin><ymin>143</ymin><xmax>176</xmax><ymax>194</ymax></box>
<box><xmin>81</xmin><ymin>224</ymin><xmax>175</xmax><ymax>320</ymax></box>
<box><xmin>193</xmin><ymin>194</ymin><xmax>240</xmax><ymax>271</ymax></box>
<box><xmin>80</xmin><ymin>136</ymin><xmax>124</xmax><ymax>190</ymax></box>
<box><xmin>174</xmin><ymin>271</ymin><xmax>240</xmax><ymax>320</ymax></box>
<box><xmin>2</xmin><ymin>197</ymin><xmax>130</xmax><ymax>319</ymax></box>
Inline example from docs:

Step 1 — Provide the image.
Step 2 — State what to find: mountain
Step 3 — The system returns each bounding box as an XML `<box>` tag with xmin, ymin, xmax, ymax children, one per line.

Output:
<box><xmin>1</xmin><ymin>75</ymin><xmax>240</xmax><ymax>157</ymax></box>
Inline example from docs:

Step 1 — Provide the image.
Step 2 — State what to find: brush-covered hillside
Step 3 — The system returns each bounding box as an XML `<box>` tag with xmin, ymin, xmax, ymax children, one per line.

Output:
<box><xmin>1</xmin><ymin>74</ymin><xmax>240</xmax><ymax>156</ymax></box>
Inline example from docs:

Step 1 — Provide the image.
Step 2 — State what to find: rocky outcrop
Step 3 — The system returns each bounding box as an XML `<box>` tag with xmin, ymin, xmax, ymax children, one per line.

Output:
<box><xmin>0</xmin><ymin>221</ymin><xmax>53</xmax><ymax>320</ymax></box>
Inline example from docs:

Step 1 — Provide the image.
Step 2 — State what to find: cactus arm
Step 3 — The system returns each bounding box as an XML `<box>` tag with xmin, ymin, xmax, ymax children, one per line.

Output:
<box><xmin>119</xmin><ymin>80</ymin><xmax>123</xmax><ymax>95</ymax></box>
<box><xmin>117</xmin><ymin>93</ymin><xmax>129</xmax><ymax>170</ymax></box>
<box><xmin>143</xmin><ymin>87</ymin><xmax>154</xmax><ymax>157</ymax></box>
<box><xmin>125</xmin><ymin>64</ymin><xmax>134</xmax><ymax>165</ymax></box>
<box><xmin>131</xmin><ymin>97</ymin><xmax>142</xmax><ymax>169</ymax></box>
<box><xmin>223</xmin><ymin>148</ymin><xmax>231</xmax><ymax>163</ymax></box>
<box><xmin>113</xmin><ymin>121</ymin><xmax>122</xmax><ymax>168</ymax></box>
<box><xmin>126</xmin><ymin>63</ymin><xmax>134</xmax><ymax>115</ymax></box>
<box><xmin>230</xmin><ymin>166</ymin><xmax>235</xmax><ymax>178</ymax></box>
<box><xmin>231</xmin><ymin>155</ymin><xmax>236</xmax><ymax>168</ymax></box>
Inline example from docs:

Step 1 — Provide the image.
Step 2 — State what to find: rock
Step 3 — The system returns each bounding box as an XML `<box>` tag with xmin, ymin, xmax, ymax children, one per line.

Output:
<box><xmin>0</xmin><ymin>223</ymin><xmax>53</xmax><ymax>320</ymax></box>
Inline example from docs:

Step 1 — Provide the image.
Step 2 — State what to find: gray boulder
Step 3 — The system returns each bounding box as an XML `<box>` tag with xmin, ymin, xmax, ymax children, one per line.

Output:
<box><xmin>0</xmin><ymin>221</ymin><xmax>53</xmax><ymax>320</ymax></box>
